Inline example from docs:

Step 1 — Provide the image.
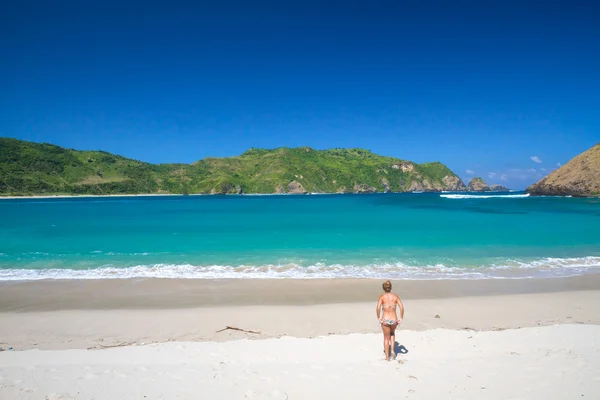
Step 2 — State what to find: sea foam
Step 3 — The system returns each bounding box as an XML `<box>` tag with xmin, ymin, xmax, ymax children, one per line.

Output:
<box><xmin>1</xmin><ymin>256</ymin><xmax>599</xmax><ymax>281</ymax></box>
<box><xmin>440</xmin><ymin>194</ymin><xmax>530</xmax><ymax>199</ymax></box>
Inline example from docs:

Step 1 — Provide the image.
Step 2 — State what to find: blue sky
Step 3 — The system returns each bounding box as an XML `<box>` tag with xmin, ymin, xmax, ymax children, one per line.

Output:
<box><xmin>1</xmin><ymin>1</ymin><xmax>599</xmax><ymax>189</ymax></box>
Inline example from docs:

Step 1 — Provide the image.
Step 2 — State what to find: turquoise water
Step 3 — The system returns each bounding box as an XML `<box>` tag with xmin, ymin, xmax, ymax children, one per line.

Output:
<box><xmin>1</xmin><ymin>193</ymin><xmax>599</xmax><ymax>280</ymax></box>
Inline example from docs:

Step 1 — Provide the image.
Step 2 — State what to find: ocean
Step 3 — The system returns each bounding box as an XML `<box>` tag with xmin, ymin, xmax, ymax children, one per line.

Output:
<box><xmin>1</xmin><ymin>193</ymin><xmax>599</xmax><ymax>280</ymax></box>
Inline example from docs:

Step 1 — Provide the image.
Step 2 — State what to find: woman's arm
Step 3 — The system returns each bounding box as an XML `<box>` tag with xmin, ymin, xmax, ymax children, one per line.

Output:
<box><xmin>376</xmin><ymin>296</ymin><xmax>382</xmax><ymax>322</ymax></box>
<box><xmin>397</xmin><ymin>296</ymin><xmax>405</xmax><ymax>321</ymax></box>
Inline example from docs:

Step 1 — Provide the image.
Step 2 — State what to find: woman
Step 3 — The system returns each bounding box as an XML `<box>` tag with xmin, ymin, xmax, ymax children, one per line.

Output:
<box><xmin>376</xmin><ymin>280</ymin><xmax>405</xmax><ymax>361</ymax></box>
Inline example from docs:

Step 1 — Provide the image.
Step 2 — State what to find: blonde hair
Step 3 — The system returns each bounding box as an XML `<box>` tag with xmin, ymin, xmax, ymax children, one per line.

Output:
<box><xmin>382</xmin><ymin>280</ymin><xmax>392</xmax><ymax>292</ymax></box>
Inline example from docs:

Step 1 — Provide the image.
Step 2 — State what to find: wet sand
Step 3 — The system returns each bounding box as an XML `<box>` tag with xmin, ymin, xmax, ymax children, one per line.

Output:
<box><xmin>2</xmin><ymin>274</ymin><xmax>599</xmax><ymax>311</ymax></box>
<box><xmin>0</xmin><ymin>276</ymin><xmax>599</xmax><ymax>350</ymax></box>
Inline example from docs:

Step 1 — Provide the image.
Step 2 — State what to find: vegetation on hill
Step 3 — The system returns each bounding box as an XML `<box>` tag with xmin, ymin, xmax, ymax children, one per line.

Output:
<box><xmin>0</xmin><ymin>138</ymin><xmax>466</xmax><ymax>196</ymax></box>
<box><xmin>527</xmin><ymin>143</ymin><xmax>600</xmax><ymax>197</ymax></box>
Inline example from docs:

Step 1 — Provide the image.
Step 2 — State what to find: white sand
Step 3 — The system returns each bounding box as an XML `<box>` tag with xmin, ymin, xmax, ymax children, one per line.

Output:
<box><xmin>0</xmin><ymin>325</ymin><xmax>599</xmax><ymax>399</ymax></box>
<box><xmin>2</xmin><ymin>290</ymin><xmax>599</xmax><ymax>351</ymax></box>
<box><xmin>1</xmin><ymin>279</ymin><xmax>600</xmax><ymax>399</ymax></box>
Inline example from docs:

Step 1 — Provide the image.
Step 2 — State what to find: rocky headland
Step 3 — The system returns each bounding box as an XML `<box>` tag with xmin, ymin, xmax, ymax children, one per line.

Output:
<box><xmin>527</xmin><ymin>143</ymin><xmax>600</xmax><ymax>197</ymax></box>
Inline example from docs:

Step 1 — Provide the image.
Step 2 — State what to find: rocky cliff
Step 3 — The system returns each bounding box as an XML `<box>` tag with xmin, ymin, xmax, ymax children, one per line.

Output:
<box><xmin>527</xmin><ymin>143</ymin><xmax>600</xmax><ymax>197</ymax></box>
<box><xmin>467</xmin><ymin>177</ymin><xmax>490</xmax><ymax>192</ymax></box>
<box><xmin>443</xmin><ymin>175</ymin><xmax>468</xmax><ymax>191</ymax></box>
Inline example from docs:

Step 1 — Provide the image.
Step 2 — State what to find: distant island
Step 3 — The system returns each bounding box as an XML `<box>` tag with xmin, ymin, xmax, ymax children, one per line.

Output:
<box><xmin>527</xmin><ymin>143</ymin><xmax>600</xmax><ymax>197</ymax></box>
<box><xmin>1</xmin><ymin>138</ymin><xmax>474</xmax><ymax>196</ymax></box>
<box><xmin>466</xmin><ymin>177</ymin><xmax>509</xmax><ymax>192</ymax></box>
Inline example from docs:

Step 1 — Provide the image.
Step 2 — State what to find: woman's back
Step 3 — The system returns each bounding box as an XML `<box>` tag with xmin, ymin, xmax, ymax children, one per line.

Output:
<box><xmin>379</xmin><ymin>293</ymin><xmax>399</xmax><ymax>319</ymax></box>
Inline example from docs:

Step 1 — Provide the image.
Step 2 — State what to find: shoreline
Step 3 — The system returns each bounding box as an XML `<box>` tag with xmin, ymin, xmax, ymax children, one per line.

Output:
<box><xmin>1</xmin><ymin>290</ymin><xmax>599</xmax><ymax>351</ymax></box>
<box><xmin>0</xmin><ymin>276</ymin><xmax>599</xmax><ymax>351</ymax></box>
<box><xmin>0</xmin><ymin>193</ymin><xmax>189</xmax><ymax>200</ymax></box>
<box><xmin>2</xmin><ymin>274</ymin><xmax>600</xmax><ymax>311</ymax></box>
<box><xmin>0</xmin><ymin>190</ymin><xmax>533</xmax><ymax>199</ymax></box>
<box><xmin>0</xmin><ymin>192</ymin><xmax>347</xmax><ymax>199</ymax></box>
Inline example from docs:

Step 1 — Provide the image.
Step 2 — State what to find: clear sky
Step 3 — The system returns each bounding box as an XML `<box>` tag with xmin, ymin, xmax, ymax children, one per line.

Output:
<box><xmin>1</xmin><ymin>1</ymin><xmax>599</xmax><ymax>189</ymax></box>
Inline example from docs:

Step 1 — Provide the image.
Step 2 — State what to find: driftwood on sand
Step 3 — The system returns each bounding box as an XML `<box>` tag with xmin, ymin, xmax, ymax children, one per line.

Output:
<box><xmin>87</xmin><ymin>341</ymin><xmax>136</xmax><ymax>350</ymax></box>
<box><xmin>216</xmin><ymin>326</ymin><xmax>261</xmax><ymax>334</ymax></box>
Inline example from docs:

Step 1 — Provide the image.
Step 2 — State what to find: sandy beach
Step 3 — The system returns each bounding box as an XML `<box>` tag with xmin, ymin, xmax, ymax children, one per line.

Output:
<box><xmin>1</xmin><ymin>277</ymin><xmax>600</xmax><ymax>399</ymax></box>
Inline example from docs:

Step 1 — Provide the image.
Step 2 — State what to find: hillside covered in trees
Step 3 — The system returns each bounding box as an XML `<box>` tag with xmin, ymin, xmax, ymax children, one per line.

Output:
<box><xmin>0</xmin><ymin>138</ymin><xmax>467</xmax><ymax>196</ymax></box>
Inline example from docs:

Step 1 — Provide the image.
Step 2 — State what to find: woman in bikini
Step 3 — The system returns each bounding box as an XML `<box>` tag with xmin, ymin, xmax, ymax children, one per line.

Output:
<box><xmin>376</xmin><ymin>280</ymin><xmax>405</xmax><ymax>361</ymax></box>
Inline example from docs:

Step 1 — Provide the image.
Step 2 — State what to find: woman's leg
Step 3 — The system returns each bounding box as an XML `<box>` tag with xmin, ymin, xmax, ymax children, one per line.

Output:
<box><xmin>390</xmin><ymin>324</ymin><xmax>398</xmax><ymax>358</ymax></box>
<box><xmin>381</xmin><ymin>323</ymin><xmax>391</xmax><ymax>360</ymax></box>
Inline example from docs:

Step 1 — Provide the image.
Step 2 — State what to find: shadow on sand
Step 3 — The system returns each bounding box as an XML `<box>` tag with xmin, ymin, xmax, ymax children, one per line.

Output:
<box><xmin>394</xmin><ymin>342</ymin><xmax>408</xmax><ymax>355</ymax></box>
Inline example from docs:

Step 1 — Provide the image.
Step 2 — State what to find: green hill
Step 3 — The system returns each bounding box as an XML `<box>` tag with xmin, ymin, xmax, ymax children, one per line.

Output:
<box><xmin>0</xmin><ymin>138</ymin><xmax>466</xmax><ymax>196</ymax></box>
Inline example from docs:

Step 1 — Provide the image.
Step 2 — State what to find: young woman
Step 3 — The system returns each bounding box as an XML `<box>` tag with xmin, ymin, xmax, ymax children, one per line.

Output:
<box><xmin>376</xmin><ymin>280</ymin><xmax>405</xmax><ymax>361</ymax></box>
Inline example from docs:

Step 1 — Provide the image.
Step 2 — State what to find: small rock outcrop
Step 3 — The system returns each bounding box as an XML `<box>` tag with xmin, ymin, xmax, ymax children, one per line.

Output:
<box><xmin>275</xmin><ymin>185</ymin><xmax>285</xmax><ymax>194</ymax></box>
<box><xmin>406</xmin><ymin>179</ymin><xmax>455</xmax><ymax>193</ymax></box>
<box><xmin>421</xmin><ymin>179</ymin><xmax>435</xmax><ymax>191</ymax></box>
<box><xmin>210</xmin><ymin>183</ymin><xmax>240</xmax><ymax>194</ymax></box>
<box><xmin>489</xmin><ymin>184</ymin><xmax>509</xmax><ymax>192</ymax></box>
<box><xmin>287</xmin><ymin>180</ymin><xmax>307</xmax><ymax>194</ymax></box>
<box><xmin>354</xmin><ymin>183</ymin><xmax>377</xmax><ymax>194</ymax></box>
<box><xmin>468</xmin><ymin>177</ymin><xmax>490</xmax><ymax>192</ymax></box>
<box><xmin>381</xmin><ymin>178</ymin><xmax>390</xmax><ymax>193</ymax></box>
<box><xmin>527</xmin><ymin>143</ymin><xmax>600</xmax><ymax>197</ymax></box>
<box><xmin>391</xmin><ymin>161</ymin><xmax>416</xmax><ymax>173</ymax></box>
<box><xmin>408</xmin><ymin>181</ymin><xmax>425</xmax><ymax>192</ymax></box>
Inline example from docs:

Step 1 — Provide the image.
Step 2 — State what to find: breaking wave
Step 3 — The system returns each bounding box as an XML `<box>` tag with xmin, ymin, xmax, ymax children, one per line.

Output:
<box><xmin>1</xmin><ymin>256</ymin><xmax>599</xmax><ymax>281</ymax></box>
<box><xmin>440</xmin><ymin>194</ymin><xmax>530</xmax><ymax>199</ymax></box>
